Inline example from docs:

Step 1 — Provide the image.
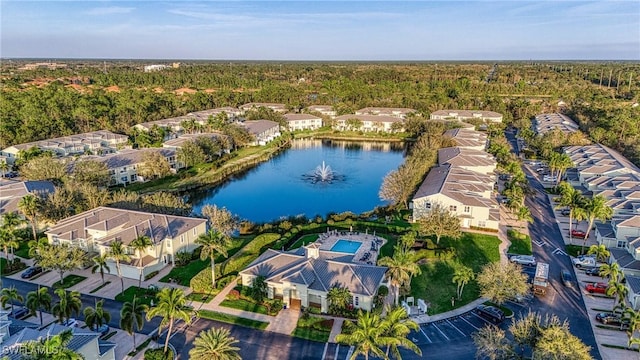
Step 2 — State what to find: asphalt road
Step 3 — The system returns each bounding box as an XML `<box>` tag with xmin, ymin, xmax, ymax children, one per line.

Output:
<box><xmin>507</xmin><ymin>132</ymin><xmax>601</xmax><ymax>359</ymax></box>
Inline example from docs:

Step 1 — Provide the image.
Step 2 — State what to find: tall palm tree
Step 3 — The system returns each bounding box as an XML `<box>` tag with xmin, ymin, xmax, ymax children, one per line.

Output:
<box><xmin>335</xmin><ymin>310</ymin><xmax>390</xmax><ymax>360</ymax></box>
<box><xmin>378</xmin><ymin>245</ymin><xmax>421</xmax><ymax>306</ymax></box>
<box><xmin>1</xmin><ymin>286</ymin><xmax>24</xmax><ymax>314</ymax></box>
<box><xmin>22</xmin><ymin>329</ymin><xmax>83</xmax><ymax>360</ymax></box>
<box><xmin>381</xmin><ymin>306</ymin><xmax>421</xmax><ymax>359</ymax></box>
<box><xmin>2</xmin><ymin>212</ymin><xmax>24</xmax><ymax>231</ymax></box>
<box><xmin>84</xmin><ymin>299</ymin><xmax>111</xmax><ymax>332</ymax></box>
<box><xmin>130</xmin><ymin>235</ymin><xmax>153</xmax><ymax>288</ymax></box>
<box><xmin>555</xmin><ymin>182</ymin><xmax>585</xmax><ymax>246</ymax></box>
<box><xmin>28</xmin><ymin>237</ymin><xmax>48</xmax><ymax>259</ymax></box>
<box><xmin>583</xmin><ymin>195</ymin><xmax>614</xmax><ymax>240</ymax></box>
<box><xmin>452</xmin><ymin>265</ymin><xmax>475</xmax><ymax>300</ymax></box>
<box><xmin>108</xmin><ymin>240</ymin><xmax>130</xmax><ymax>293</ymax></box>
<box><xmin>623</xmin><ymin>307</ymin><xmax>640</xmax><ymax>347</ymax></box>
<box><xmin>52</xmin><ymin>289</ymin><xmax>82</xmax><ymax>324</ymax></box>
<box><xmin>26</xmin><ymin>286</ymin><xmax>52</xmax><ymax>326</ymax></box>
<box><xmin>327</xmin><ymin>286</ymin><xmax>352</xmax><ymax>313</ymax></box>
<box><xmin>189</xmin><ymin>327</ymin><xmax>242</xmax><ymax>360</ymax></box>
<box><xmin>587</xmin><ymin>244</ymin><xmax>610</xmax><ymax>263</ymax></box>
<box><xmin>196</xmin><ymin>229</ymin><xmax>231</xmax><ymax>289</ymax></box>
<box><xmin>120</xmin><ymin>296</ymin><xmax>148</xmax><ymax>348</ymax></box>
<box><xmin>606</xmin><ymin>280</ymin><xmax>629</xmax><ymax>309</ymax></box>
<box><xmin>0</xmin><ymin>160</ymin><xmax>8</xmax><ymax>178</ymax></box>
<box><xmin>0</xmin><ymin>228</ymin><xmax>19</xmax><ymax>263</ymax></box>
<box><xmin>146</xmin><ymin>287</ymin><xmax>193</xmax><ymax>354</ymax></box>
<box><xmin>18</xmin><ymin>194</ymin><xmax>40</xmax><ymax>240</ymax></box>
<box><xmin>91</xmin><ymin>254</ymin><xmax>111</xmax><ymax>285</ymax></box>
<box><xmin>600</xmin><ymin>262</ymin><xmax>623</xmax><ymax>283</ymax></box>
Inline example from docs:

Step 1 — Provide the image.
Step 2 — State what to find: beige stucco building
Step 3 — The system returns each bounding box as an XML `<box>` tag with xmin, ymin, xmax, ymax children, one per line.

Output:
<box><xmin>333</xmin><ymin>114</ymin><xmax>404</xmax><ymax>133</ymax></box>
<box><xmin>283</xmin><ymin>113</ymin><xmax>323</xmax><ymax>131</ymax></box>
<box><xmin>430</xmin><ymin>110</ymin><xmax>503</xmax><ymax>123</ymax></box>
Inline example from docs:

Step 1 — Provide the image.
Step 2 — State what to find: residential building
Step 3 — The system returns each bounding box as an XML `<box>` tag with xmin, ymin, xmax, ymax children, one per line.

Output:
<box><xmin>443</xmin><ymin>128</ymin><xmax>488</xmax><ymax>151</ymax></box>
<box><xmin>162</xmin><ymin>133</ymin><xmax>227</xmax><ymax>151</ymax></box>
<box><xmin>306</xmin><ymin>105</ymin><xmax>336</xmax><ymax>118</ymax></box>
<box><xmin>533</xmin><ymin>113</ymin><xmax>579</xmax><ymax>135</ymax></box>
<box><xmin>144</xmin><ymin>64</ymin><xmax>168</xmax><ymax>72</ymax></box>
<box><xmin>430</xmin><ymin>110</ymin><xmax>503</xmax><ymax>123</ymax></box>
<box><xmin>1</xmin><ymin>131</ymin><xmax>129</xmax><ymax>165</ymax></box>
<box><xmin>355</xmin><ymin>107</ymin><xmax>416</xmax><ymax>119</ymax></box>
<box><xmin>437</xmin><ymin>147</ymin><xmax>497</xmax><ymax>175</ymax></box>
<box><xmin>45</xmin><ymin>207</ymin><xmax>207</xmax><ymax>279</ymax></box>
<box><xmin>283</xmin><ymin>114</ymin><xmax>323</xmax><ymax>131</ymax></box>
<box><xmin>563</xmin><ymin>144</ymin><xmax>640</xmax><ymax>186</ymax></box>
<box><xmin>625</xmin><ymin>275</ymin><xmax>640</xmax><ymax>310</ymax></box>
<box><xmin>0</xmin><ymin>180</ymin><xmax>55</xmax><ymax>217</ymax></box>
<box><xmin>241</xmin><ymin>120</ymin><xmax>281</xmax><ymax>146</ymax></box>
<box><xmin>2</xmin><ymin>323</ymin><xmax>116</xmax><ymax>360</ymax></box>
<box><xmin>411</xmin><ymin>164</ymin><xmax>499</xmax><ymax>230</ymax></box>
<box><xmin>240</xmin><ymin>243</ymin><xmax>387</xmax><ymax>312</ymax></box>
<box><xmin>133</xmin><ymin>107</ymin><xmax>242</xmax><ymax>134</ymax></box>
<box><xmin>333</xmin><ymin>114</ymin><xmax>404</xmax><ymax>133</ymax></box>
<box><xmin>239</xmin><ymin>103</ymin><xmax>288</xmax><ymax>114</ymax></box>
<box><xmin>78</xmin><ymin>148</ymin><xmax>181</xmax><ymax>186</ymax></box>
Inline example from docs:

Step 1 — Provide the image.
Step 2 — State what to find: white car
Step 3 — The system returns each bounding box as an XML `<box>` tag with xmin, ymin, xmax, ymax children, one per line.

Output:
<box><xmin>510</xmin><ymin>255</ymin><xmax>536</xmax><ymax>266</ymax></box>
<box><xmin>543</xmin><ymin>175</ymin><xmax>558</xmax><ymax>182</ymax></box>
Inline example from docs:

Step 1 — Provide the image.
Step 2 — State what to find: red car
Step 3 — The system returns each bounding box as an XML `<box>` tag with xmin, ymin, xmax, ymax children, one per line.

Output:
<box><xmin>585</xmin><ymin>282</ymin><xmax>608</xmax><ymax>294</ymax></box>
<box><xmin>571</xmin><ymin>229</ymin><xmax>587</xmax><ymax>239</ymax></box>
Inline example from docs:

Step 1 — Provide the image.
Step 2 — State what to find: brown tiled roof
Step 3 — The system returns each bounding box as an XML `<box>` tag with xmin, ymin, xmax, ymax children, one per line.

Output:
<box><xmin>283</xmin><ymin>113</ymin><xmax>322</xmax><ymax>122</ymax></box>
<box><xmin>241</xmin><ymin>120</ymin><xmax>279</xmax><ymax>135</ymax></box>
<box><xmin>0</xmin><ymin>180</ymin><xmax>55</xmax><ymax>214</ymax></box>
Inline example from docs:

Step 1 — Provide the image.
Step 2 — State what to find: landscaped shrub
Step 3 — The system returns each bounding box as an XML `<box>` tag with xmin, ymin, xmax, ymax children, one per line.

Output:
<box><xmin>175</xmin><ymin>250</ymin><xmax>192</xmax><ymax>266</ymax></box>
<box><xmin>239</xmin><ymin>221</ymin><xmax>255</xmax><ymax>235</ymax></box>
<box><xmin>228</xmin><ymin>289</ymin><xmax>240</xmax><ymax>300</ymax></box>
<box><xmin>4</xmin><ymin>258</ymin><xmax>26</xmax><ymax>273</ymax></box>
<box><xmin>190</xmin><ymin>270</ymin><xmax>213</xmax><ymax>293</ymax></box>
<box><xmin>144</xmin><ymin>271</ymin><xmax>159</xmax><ymax>281</ymax></box>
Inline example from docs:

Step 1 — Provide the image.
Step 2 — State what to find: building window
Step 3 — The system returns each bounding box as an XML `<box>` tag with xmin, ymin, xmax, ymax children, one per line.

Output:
<box><xmin>449</xmin><ymin>205</ymin><xmax>457</xmax><ymax>212</ymax></box>
<box><xmin>478</xmin><ymin>221</ymin><xmax>487</xmax><ymax>228</ymax></box>
<box><xmin>617</xmin><ymin>240</ymin><xmax>627</xmax><ymax>248</ymax></box>
<box><xmin>193</xmin><ymin>229</ymin><xmax>196</xmax><ymax>235</ymax></box>
<box><xmin>166</xmin><ymin>240</ymin><xmax>171</xmax><ymax>248</ymax></box>
<box><xmin>130</xmin><ymin>174</ymin><xmax>137</xmax><ymax>182</ymax></box>
<box><xmin>180</xmin><ymin>235</ymin><xmax>184</xmax><ymax>244</ymax></box>
<box><xmin>425</xmin><ymin>202</ymin><xmax>431</xmax><ymax>209</ymax></box>
<box><xmin>464</xmin><ymin>206</ymin><xmax>470</xmax><ymax>213</ymax></box>
<box><xmin>354</xmin><ymin>296</ymin><xmax>359</xmax><ymax>306</ymax></box>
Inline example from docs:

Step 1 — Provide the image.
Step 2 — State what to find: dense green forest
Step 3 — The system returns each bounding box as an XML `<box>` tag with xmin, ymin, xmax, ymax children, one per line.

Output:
<box><xmin>1</xmin><ymin>61</ymin><xmax>638</xmax><ymax>161</ymax></box>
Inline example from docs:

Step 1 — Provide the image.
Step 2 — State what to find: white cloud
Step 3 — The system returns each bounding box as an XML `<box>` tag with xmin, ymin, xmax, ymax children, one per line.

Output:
<box><xmin>85</xmin><ymin>7</ymin><xmax>135</xmax><ymax>16</ymax></box>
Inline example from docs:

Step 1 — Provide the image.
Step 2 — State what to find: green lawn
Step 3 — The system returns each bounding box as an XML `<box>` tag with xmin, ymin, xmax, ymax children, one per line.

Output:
<box><xmin>14</xmin><ymin>241</ymin><xmax>32</xmax><ymax>259</ymax></box>
<box><xmin>287</xmin><ymin>234</ymin><xmax>319</xmax><ymax>250</ymax></box>
<box><xmin>52</xmin><ymin>275</ymin><xmax>87</xmax><ymax>289</ymax></box>
<box><xmin>185</xmin><ymin>292</ymin><xmax>215</xmax><ymax>303</ymax></box>
<box><xmin>410</xmin><ymin>232</ymin><xmax>501</xmax><ymax>314</ymax></box>
<box><xmin>507</xmin><ymin>229</ymin><xmax>533</xmax><ymax>255</ymax></box>
<box><xmin>89</xmin><ymin>281</ymin><xmax>111</xmax><ymax>294</ymax></box>
<box><xmin>115</xmin><ymin>286</ymin><xmax>156</xmax><ymax>306</ymax></box>
<box><xmin>197</xmin><ymin>310</ymin><xmax>268</xmax><ymax>330</ymax></box>
<box><xmin>219</xmin><ymin>298</ymin><xmax>269</xmax><ymax>315</ymax></box>
<box><xmin>565</xmin><ymin>244</ymin><xmax>584</xmax><ymax>257</ymax></box>
<box><xmin>0</xmin><ymin>258</ymin><xmax>27</xmax><ymax>276</ymax></box>
<box><xmin>291</xmin><ymin>316</ymin><xmax>333</xmax><ymax>342</ymax></box>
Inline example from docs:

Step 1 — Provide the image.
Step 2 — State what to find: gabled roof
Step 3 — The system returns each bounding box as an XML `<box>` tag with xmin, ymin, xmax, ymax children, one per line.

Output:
<box><xmin>162</xmin><ymin>133</ymin><xmax>224</xmax><ymax>148</ymax></box>
<box><xmin>442</xmin><ymin>128</ymin><xmax>487</xmax><ymax>149</ymax></box>
<box><xmin>241</xmin><ymin>120</ymin><xmax>279</xmax><ymax>135</ymax></box>
<box><xmin>431</xmin><ymin>110</ymin><xmax>502</xmax><ymax>119</ymax></box>
<box><xmin>334</xmin><ymin>114</ymin><xmax>403</xmax><ymax>123</ymax></box>
<box><xmin>564</xmin><ymin>144</ymin><xmax>640</xmax><ymax>176</ymax></box>
<box><xmin>626</xmin><ymin>275</ymin><xmax>640</xmax><ymax>294</ymax></box>
<box><xmin>240</xmin><ymin>248</ymin><xmax>387</xmax><ymax>297</ymax></box>
<box><xmin>0</xmin><ymin>180</ymin><xmax>55</xmax><ymax>214</ymax></box>
<box><xmin>76</xmin><ymin>148</ymin><xmax>176</xmax><ymax>170</ymax></box>
<box><xmin>283</xmin><ymin>113</ymin><xmax>322</xmax><ymax>122</ymax></box>
<box><xmin>2</xmin><ymin>130</ymin><xmax>128</xmax><ymax>152</ymax></box>
<box><xmin>438</xmin><ymin>147</ymin><xmax>497</xmax><ymax>169</ymax></box>
<box><xmin>45</xmin><ymin>206</ymin><xmax>206</xmax><ymax>246</ymax></box>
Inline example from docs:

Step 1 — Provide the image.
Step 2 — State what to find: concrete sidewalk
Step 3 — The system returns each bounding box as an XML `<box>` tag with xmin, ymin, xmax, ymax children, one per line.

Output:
<box><xmin>410</xmin><ymin>297</ymin><xmax>488</xmax><ymax>324</ymax></box>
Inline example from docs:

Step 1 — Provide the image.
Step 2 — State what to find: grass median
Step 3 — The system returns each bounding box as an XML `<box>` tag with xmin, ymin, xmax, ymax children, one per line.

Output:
<box><xmin>197</xmin><ymin>309</ymin><xmax>268</xmax><ymax>330</ymax></box>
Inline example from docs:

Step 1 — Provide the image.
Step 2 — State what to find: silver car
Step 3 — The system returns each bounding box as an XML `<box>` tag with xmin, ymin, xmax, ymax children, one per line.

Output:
<box><xmin>510</xmin><ymin>255</ymin><xmax>536</xmax><ymax>266</ymax></box>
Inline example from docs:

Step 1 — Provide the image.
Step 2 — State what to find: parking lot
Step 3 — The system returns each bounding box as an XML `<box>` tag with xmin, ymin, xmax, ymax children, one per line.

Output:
<box><xmin>414</xmin><ymin>311</ymin><xmax>510</xmax><ymax>345</ymax></box>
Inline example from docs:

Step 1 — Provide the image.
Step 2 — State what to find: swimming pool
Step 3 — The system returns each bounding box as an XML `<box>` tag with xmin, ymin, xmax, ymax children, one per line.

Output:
<box><xmin>330</xmin><ymin>240</ymin><xmax>362</xmax><ymax>254</ymax></box>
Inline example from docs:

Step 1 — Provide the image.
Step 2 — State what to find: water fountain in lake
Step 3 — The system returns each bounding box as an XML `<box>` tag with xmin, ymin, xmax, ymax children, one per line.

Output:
<box><xmin>302</xmin><ymin>161</ymin><xmax>345</xmax><ymax>184</ymax></box>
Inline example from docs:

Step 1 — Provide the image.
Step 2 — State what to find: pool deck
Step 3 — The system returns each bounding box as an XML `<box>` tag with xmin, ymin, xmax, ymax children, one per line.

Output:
<box><xmin>316</xmin><ymin>230</ymin><xmax>386</xmax><ymax>265</ymax></box>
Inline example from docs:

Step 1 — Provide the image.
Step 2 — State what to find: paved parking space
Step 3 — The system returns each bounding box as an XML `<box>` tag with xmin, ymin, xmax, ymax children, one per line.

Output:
<box><xmin>411</xmin><ymin>311</ymin><xmax>504</xmax><ymax>346</ymax></box>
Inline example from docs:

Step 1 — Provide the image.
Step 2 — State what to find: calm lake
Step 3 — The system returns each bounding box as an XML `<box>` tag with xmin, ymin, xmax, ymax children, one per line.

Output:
<box><xmin>189</xmin><ymin>139</ymin><xmax>406</xmax><ymax>223</ymax></box>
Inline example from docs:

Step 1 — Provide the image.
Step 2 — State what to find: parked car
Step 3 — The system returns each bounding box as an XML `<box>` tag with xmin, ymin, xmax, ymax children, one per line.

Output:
<box><xmin>585</xmin><ymin>282</ymin><xmax>608</xmax><ymax>294</ymax></box>
<box><xmin>9</xmin><ymin>307</ymin><xmax>29</xmax><ymax>319</ymax></box>
<box><xmin>560</xmin><ymin>209</ymin><xmax>571</xmax><ymax>216</ymax></box>
<box><xmin>584</xmin><ymin>266</ymin><xmax>604</xmax><ymax>277</ymax></box>
<box><xmin>595</xmin><ymin>313</ymin><xmax>630</xmax><ymax>329</ymax></box>
<box><xmin>3</xmin><ymin>171</ymin><xmax>18</xmax><ymax>178</ymax></box>
<box><xmin>543</xmin><ymin>175</ymin><xmax>558</xmax><ymax>182</ymax></box>
<box><xmin>475</xmin><ymin>304</ymin><xmax>505</xmax><ymax>323</ymax></box>
<box><xmin>61</xmin><ymin>318</ymin><xmax>79</xmax><ymax>328</ymax></box>
<box><xmin>570</xmin><ymin>229</ymin><xmax>587</xmax><ymax>239</ymax></box>
<box><xmin>561</xmin><ymin>269</ymin><xmax>574</xmax><ymax>288</ymax></box>
<box><xmin>21</xmin><ymin>266</ymin><xmax>43</xmax><ymax>279</ymax></box>
<box><xmin>510</xmin><ymin>255</ymin><xmax>536</xmax><ymax>266</ymax></box>
<box><xmin>572</xmin><ymin>255</ymin><xmax>600</xmax><ymax>268</ymax></box>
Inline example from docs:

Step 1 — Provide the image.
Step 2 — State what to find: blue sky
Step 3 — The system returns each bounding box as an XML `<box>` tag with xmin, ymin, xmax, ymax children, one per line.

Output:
<box><xmin>1</xmin><ymin>1</ymin><xmax>639</xmax><ymax>60</ymax></box>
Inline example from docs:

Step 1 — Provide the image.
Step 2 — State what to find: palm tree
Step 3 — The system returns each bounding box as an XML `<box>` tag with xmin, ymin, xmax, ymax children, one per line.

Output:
<box><xmin>84</xmin><ymin>299</ymin><xmax>111</xmax><ymax>332</ymax></box>
<box><xmin>52</xmin><ymin>289</ymin><xmax>82</xmax><ymax>324</ymax></box>
<box><xmin>548</xmin><ymin>152</ymin><xmax>573</xmax><ymax>185</ymax></box>
<box><xmin>583</xmin><ymin>195</ymin><xmax>614</xmax><ymax>240</ymax></box>
<box><xmin>515</xmin><ymin>206</ymin><xmax>534</xmax><ymax>224</ymax></box>
<box><xmin>600</xmin><ymin>262</ymin><xmax>623</xmax><ymax>283</ymax></box>
<box><xmin>0</xmin><ymin>227</ymin><xmax>19</xmax><ymax>262</ymax></box>
<box><xmin>1</xmin><ymin>286</ymin><xmax>24</xmax><ymax>314</ymax></box>
<box><xmin>18</xmin><ymin>194</ymin><xmax>40</xmax><ymax>240</ymax></box>
<box><xmin>0</xmin><ymin>160</ymin><xmax>8</xmax><ymax>178</ymax></box>
<box><xmin>381</xmin><ymin>306</ymin><xmax>421</xmax><ymax>359</ymax></box>
<box><xmin>335</xmin><ymin>310</ymin><xmax>390</xmax><ymax>360</ymax></box>
<box><xmin>378</xmin><ymin>245</ymin><xmax>421</xmax><ymax>306</ymax></box>
<box><xmin>130</xmin><ymin>235</ymin><xmax>153</xmax><ymax>288</ymax></box>
<box><xmin>189</xmin><ymin>327</ymin><xmax>242</xmax><ymax>360</ymax></box>
<box><xmin>327</xmin><ymin>286</ymin><xmax>352</xmax><ymax>313</ymax></box>
<box><xmin>91</xmin><ymin>254</ymin><xmax>111</xmax><ymax>285</ymax></box>
<box><xmin>587</xmin><ymin>244</ymin><xmax>610</xmax><ymax>263</ymax></box>
<box><xmin>146</xmin><ymin>287</ymin><xmax>193</xmax><ymax>354</ymax></box>
<box><xmin>26</xmin><ymin>286</ymin><xmax>52</xmax><ymax>326</ymax></box>
<box><xmin>28</xmin><ymin>237</ymin><xmax>48</xmax><ymax>259</ymax></box>
<box><xmin>196</xmin><ymin>229</ymin><xmax>231</xmax><ymax>289</ymax></box>
<box><xmin>623</xmin><ymin>307</ymin><xmax>640</xmax><ymax>347</ymax></box>
<box><xmin>108</xmin><ymin>240</ymin><xmax>130</xmax><ymax>293</ymax></box>
<box><xmin>452</xmin><ymin>265</ymin><xmax>475</xmax><ymax>300</ymax></box>
<box><xmin>606</xmin><ymin>280</ymin><xmax>629</xmax><ymax>309</ymax></box>
<box><xmin>2</xmin><ymin>212</ymin><xmax>24</xmax><ymax>231</ymax></box>
<box><xmin>22</xmin><ymin>329</ymin><xmax>83</xmax><ymax>360</ymax></box>
<box><xmin>120</xmin><ymin>296</ymin><xmax>149</xmax><ymax>348</ymax></box>
<box><xmin>555</xmin><ymin>182</ymin><xmax>585</xmax><ymax>246</ymax></box>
